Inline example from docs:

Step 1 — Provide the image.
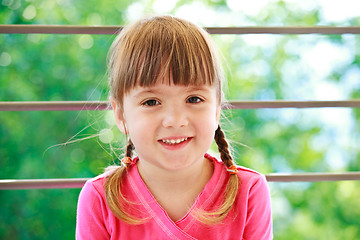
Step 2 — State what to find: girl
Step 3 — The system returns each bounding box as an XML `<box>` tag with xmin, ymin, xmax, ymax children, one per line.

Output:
<box><xmin>76</xmin><ymin>15</ymin><xmax>272</xmax><ymax>239</ymax></box>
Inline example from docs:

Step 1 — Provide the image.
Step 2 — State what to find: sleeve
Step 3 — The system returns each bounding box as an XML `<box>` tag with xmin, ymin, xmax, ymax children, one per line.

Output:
<box><xmin>76</xmin><ymin>180</ymin><xmax>111</xmax><ymax>240</ymax></box>
<box><xmin>243</xmin><ymin>174</ymin><xmax>273</xmax><ymax>240</ymax></box>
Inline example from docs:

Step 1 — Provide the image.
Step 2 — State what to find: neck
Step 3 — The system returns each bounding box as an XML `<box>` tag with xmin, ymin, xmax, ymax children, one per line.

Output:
<box><xmin>137</xmin><ymin>156</ymin><xmax>213</xmax><ymax>194</ymax></box>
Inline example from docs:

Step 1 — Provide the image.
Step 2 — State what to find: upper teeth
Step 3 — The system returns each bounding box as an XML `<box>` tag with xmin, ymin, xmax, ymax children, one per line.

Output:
<box><xmin>162</xmin><ymin>138</ymin><xmax>188</xmax><ymax>144</ymax></box>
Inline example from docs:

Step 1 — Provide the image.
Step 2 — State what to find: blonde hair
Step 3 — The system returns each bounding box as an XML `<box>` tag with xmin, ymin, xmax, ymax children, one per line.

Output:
<box><xmin>105</xmin><ymin>15</ymin><xmax>239</xmax><ymax>225</ymax></box>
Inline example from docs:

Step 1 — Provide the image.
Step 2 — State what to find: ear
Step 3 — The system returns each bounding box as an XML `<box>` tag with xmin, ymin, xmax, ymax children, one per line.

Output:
<box><xmin>110</xmin><ymin>97</ymin><xmax>128</xmax><ymax>134</ymax></box>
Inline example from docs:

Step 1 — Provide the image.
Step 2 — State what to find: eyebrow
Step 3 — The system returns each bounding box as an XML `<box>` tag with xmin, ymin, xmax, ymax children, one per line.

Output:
<box><xmin>131</xmin><ymin>89</ymin><xmax>160</xmax><ymax>98</ymax></box>
<box><xmin>185</xmin><ymin>86</ymin><xmax>213</xmax><ymax>93</ymax></box>
<box><xmin>187</xmin><ymin>86</ymin><xmax>208</xmax><ymax>90</ymax></box>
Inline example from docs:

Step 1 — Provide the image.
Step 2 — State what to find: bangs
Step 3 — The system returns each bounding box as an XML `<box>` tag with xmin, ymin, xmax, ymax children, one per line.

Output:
<box><xmin>132</xmin><ymin>18</ymin><xmax>215</xmax><ymax>88</ymax></box>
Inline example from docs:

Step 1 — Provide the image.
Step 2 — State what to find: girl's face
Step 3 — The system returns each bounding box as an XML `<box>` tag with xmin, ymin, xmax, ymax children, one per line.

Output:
<box><xmin>112</xmin><ymin>76</ymin><xmax>220</xmax><ymax>173</ymax></box>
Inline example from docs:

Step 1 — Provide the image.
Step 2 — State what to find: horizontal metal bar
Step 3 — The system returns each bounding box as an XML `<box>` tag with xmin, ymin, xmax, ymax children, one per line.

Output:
<box><xmin>228</xmin><ymin>100</ymin><xmax>360</xmax><ymax>109</ymax></box>
<box><xmin>1</xmin><ymin>172</ymin><xmax>359</xmax><ymax>189</ymax></box>
<box><xmin>207</xmin><ymin>26</ymin><xmax>360</xmax><ymax>35</ymax></box>
<box><xmin>1</xmin><ymin>25</ymin><xmax>360</xmax><ymax>35</ymax></box>
<box><xmin>1</xmin><ymin>100</ymin><xmax>360</xmax><ymax>111</ymax></box>
<box><xmin>0</xmin><ymin>101</ymin><xmax>110</xmax><ymax>111</ymax></box>
<box><xmin>0</xmin><ymin>25</ymin><xmax>122</xmax><ymax>35</ymax></box>
<box><xmin>266</xmin><ymin>172</ymin><xmax>360</xmax><ymax>182</ymax></box>
<box><xmin>0</xmin><ymin>178</ymin><xmax>89</xmax><ymax>190</ymax></box>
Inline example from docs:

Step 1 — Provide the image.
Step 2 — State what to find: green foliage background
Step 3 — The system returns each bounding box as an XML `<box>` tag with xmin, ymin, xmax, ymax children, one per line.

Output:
<box><xmin>1</xmin><ymin>0</ymin><xmax>360</xmax><ymax>239</ymax></box>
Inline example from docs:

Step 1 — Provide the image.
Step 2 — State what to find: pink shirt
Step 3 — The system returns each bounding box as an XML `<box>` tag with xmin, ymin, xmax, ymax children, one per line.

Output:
<box><xmin>76</xmin><ymin>154</ymin><xmax>272</xmax><ymax>239</ymax></box>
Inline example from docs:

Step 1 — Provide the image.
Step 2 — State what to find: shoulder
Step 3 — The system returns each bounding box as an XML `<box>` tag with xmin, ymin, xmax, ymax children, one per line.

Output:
<box><xmin>78</xmin><ymin>174</ymin><xmax>107</xmax><ymax>207</ymax></box>
<box><xmin>206</xmin><ymin>153</ymin><xmax>266</xmax><ymax>183</ymax></box>
<box><xmin>80</xmin><ymin>167</ymin><xmax>120</xmax><ymax>196</ymax></box>
<box><xmin>236</xmin><ymin>165</ymin><xmax>266</xmax><ymax>184</ymax></box>
<box><xmin>235</xmin><ymin>166</ymin><xmax>270</xmax><ymax>204</ymax></box>
<box><xmin>206</xmin><ymin>153</ymin><xmax>269</xmax><ymax>199</ymax></box>
<box><xmin>78</xmin><ymin>166</ymin><xmax>121</xmax><ymax>202</ymax></box>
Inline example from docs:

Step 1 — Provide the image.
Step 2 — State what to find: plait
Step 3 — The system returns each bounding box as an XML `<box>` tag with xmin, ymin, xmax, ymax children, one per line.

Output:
<box><xmin>214</xmin><ymin>125</ymin><xmax>234</xmax><ymax>167</ymax></box>
<box><xmin>125</xmin><ymin>139</ymin><xmax>134</xmax><ymax>158</ymax></box>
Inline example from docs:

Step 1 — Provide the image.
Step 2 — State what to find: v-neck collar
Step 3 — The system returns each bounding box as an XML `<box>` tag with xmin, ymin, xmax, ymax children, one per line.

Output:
<box><xmin>126</xmin><ymin>153</ymin><xmax>227</xmax><ymax>239</ymax></box>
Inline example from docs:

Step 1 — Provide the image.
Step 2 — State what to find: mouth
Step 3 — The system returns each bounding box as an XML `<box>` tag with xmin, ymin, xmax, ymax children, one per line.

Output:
<box><xmin>158</xmin><ymin>137</ymin><xmax>192</xmax><ymax>150</ymax></box>
<box><xmin>160</xmin><ymin>137</ymin><xmax>189</xmax><ymax>145</ymax></box>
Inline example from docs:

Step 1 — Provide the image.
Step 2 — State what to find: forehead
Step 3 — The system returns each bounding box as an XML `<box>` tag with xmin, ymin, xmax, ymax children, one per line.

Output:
<box><xmin>128</xmin><ymin>82</ymin><xmax>216</xmax><ymax>97</ymax></box>
<box><xmin>124</xmin><ymin>67</ymin><xmax>215</xmax><ymax>93</ymax></box>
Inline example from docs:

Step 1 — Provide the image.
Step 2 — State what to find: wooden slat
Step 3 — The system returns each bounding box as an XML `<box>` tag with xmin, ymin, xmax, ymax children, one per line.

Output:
<box><xmin>1</xmin><ymin>25</ymin><xmax>360</xmax><ymax>35</ymax></box>
<box><xmin>1</xmin><ymin>100</ymin><xmax>360</xmax><ymax>111</ymax></box>
<box><xmin>1</xmin><ymin>172</ymin><xmax>359</xmax><ymax>189</ymax></box>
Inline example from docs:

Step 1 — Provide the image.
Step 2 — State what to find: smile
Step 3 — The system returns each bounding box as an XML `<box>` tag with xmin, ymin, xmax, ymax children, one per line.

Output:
<box><xmin>161</xmin><ymin>137</ymin><xmax>189</xmax><ymax>145</ymax></box>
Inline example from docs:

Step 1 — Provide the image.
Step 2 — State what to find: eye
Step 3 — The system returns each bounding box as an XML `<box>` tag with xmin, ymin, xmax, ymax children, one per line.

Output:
<box><xmin>142</xmin><ymin>99</ymin><xmax>160</xmax><ymax>106</ymax></box>
<box><xmin>187</xmin><ymin>96</ymin><xmax>203</xmax><ymax>104</ymax></box>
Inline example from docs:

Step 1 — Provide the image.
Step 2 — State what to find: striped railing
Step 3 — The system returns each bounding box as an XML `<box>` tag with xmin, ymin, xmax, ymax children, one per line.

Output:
<box><xmin>1</xmin><ymin>24</ymin><xmax>360</xmax><ymax>190</ymax></box>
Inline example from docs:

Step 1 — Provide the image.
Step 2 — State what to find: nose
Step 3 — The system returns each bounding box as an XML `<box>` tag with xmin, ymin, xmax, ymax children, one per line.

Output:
<box><xmin>162</xmin><ymin>104</ymin><xmax>188</xmax><ymax>128</ymax></box>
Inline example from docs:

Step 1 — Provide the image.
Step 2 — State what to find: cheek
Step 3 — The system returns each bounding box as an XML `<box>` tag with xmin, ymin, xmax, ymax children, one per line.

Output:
<box><xmin>196</xmin><ymin>108</ymin><xmax>219</xmax><ymax>134</ymax></box>
<box><xmin>126</xmin><ymin>117</ymin><xmax>153</xmax><ymax>141</ymax></box>
<box><xmin>127</xmin><ymin>124</ymin><xmax>155</xmax><ymax>154</ymax></box>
